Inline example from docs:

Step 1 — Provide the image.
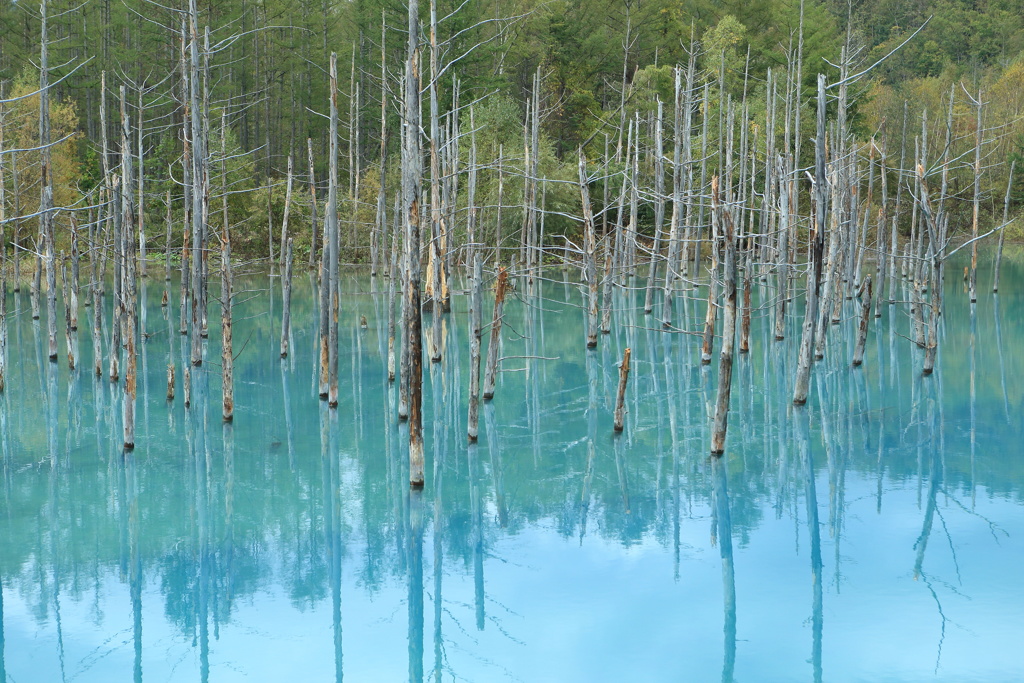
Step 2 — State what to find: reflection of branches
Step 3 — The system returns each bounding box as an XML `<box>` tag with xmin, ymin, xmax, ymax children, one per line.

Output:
<box><xmin>941</xmin><ymin>491</ymin><xmax>1010</xmax><ymax>543</ymax></box>
<box><xmin>934</xmin><ymin>508</ymin><xmax>962</xmax><ymax>587</ymax></box>
<box><xmin>711</xmin><ymin>457</ymin><xmax>735</xmax><ymax>683</ymax></box>
<box><xmin>918</xmin><ymin>571</ymin><xmax>948</xmax><ymax>675</ymax></box>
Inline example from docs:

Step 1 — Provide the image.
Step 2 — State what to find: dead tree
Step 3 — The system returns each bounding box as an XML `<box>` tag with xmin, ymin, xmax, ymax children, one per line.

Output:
<box><xmin>613</xmin><ymin>347</ymin><xmax>631</xmax><ymax>432</ymax></box>
<box><xmin>327</xmin><ymin>53</ymin><xmax>341</xmax><ymax>407</ymax></box>
<box><xmin>578</xmin><ymin>151</ymin><xmax>599</xmax><ymax>348</ymax></box>
<box><xmin>993</xmin><ymin>162</ymin><xmax>1015</xmax><ymax>293</ymax></box>
<box><xmin>852</xmin><ymin>276</ymin><xmax>872</xmax><ymax>367</ymax></box>
<box><xmin>404</xmin><ymin>0</ymin><xmax>425</xmax><ymax>488</ymax></box>
<box><xmin>40</xmin><ymin>0</ymin><xmax>58</xmax><ymax>361</ymax></box>
<box><xmin>221</xmin><ymin>233</ymin><xmax>234</xmax><ymax>421</ymax></box>
<box><xmin>710</xmin><ymin>178</ymin><xmax>737</xmax><ymax>455</ymax></box>
<box><xmin>281</xmin><ymin>238</ymin><xmax>293</xmax><ymax>358</ymax></box>
<box><xmin>793</xmin><ymin>75</ymin><xmax>828</xmax><ymax>406</ymax></box>
<box><xmin>482</xmin><ymin>268</ymin><xmax>509</xmax><ymax>401</ymax></box>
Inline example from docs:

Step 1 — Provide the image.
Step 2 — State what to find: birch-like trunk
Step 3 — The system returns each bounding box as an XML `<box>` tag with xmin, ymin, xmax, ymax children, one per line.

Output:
<box><xmin>281</xmin><ymin>238</ymin><xmax>293</xmax><ymax>357</ymax></box>
<box><xmin>793</xmin><ymin>75</ymin><xmax>828</xmax><ymax>406</ymax></box>
<box><xmin>404</xmin><ymin>0</ymin><xmax>425</xmax><ymax>487</ymax></box>
<box><xmin>710</xmin><ymin>178</ymin><xmax>737</xmax><ymax>455</ymax></box>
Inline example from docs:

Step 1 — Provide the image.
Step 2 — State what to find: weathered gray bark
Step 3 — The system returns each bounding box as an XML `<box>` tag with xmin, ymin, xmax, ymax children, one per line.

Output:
<box><xmin>643</xmin><ymin>101</ymin><xmax>665</xmax><ymax>314</ymax></box>
<box><xmin>969</xmin><ymin>89</ymin><xmax>982</xmax><ymax>303</ymax></box>
<box><xmin>179</xmin><ymin>26</ymin><xmax>192</xmax><ymax>338</ymax></box>
<box><xmin>710</xmin><ymin>178</ymin><xmax>737</xmax><ymax>455</ymax></box>
<box><xmin>327</xmin><ymin>53</ymin><xmax>341</xmax><ymax>407</ymax></box>
<box><xmin>662</xmin><ymin>66</ymin><xmax>684</xmax><ymax>328</ymax></box>
<box><xmin>372</xmin><ymin>24</ymin><xmax>388</xmax><ymax>279</ymax></box>
<box><xmin>993</xmin><ymin>161</ymin><xmax>1015</xmax><ymax>293</ymax></box>
<box><xmin>279</xmin><ymin>153</ymin><xmax>294</xmax><ymax>266</ymax></box>
<box><xmin>60</xmin><ymin>257</ymin><xmax>74</xmax><ymax>369</ymax></box>
<box><xmin>30</xmin><ymin>249</ymin><xmax>40</xmax><ymax>320</ymax></box>
<box><xmin>122</xmin><ymin>160</ymin><xmax>138</xmax><ymax>450</ymax></box>
<box><xmin>137</xmin><ymin>86</ymin><xmax>147</xmax><ymax>280</ymax></box>
<box><xmin>578</xmin><ymin>151</ymin><xmax>599</xmax><ymax>348</ymax></box>
<box><xmin>467</xmin><ymin>254</ymin><xmax>483</xmax><ymax>442</ymax></box>
<box><xmin>482</xmin><ymin>268</ymin><xmax>508</xmax><ymax>401</ymax></box>
<box><xmin>613</xmin><ymin>347</ymin><xmax>631</xmax><ymax>432</ymax></box>
<box><xmin>165</xmin><ymin>188</ymin><xmax>173</xmax><ymax>286</ymax></box>
<box><xmin>221</xmin><ymin>234</ymin><xmax>234</xmax><ymax>421</ymax></box>
<box><xmin>40</xmin><ymin>0</ymin><xmax>58</xmax><ymax>361</ymax></box>
<box><xmin>188</xmin><ymin>1</ymin><xmax>207</xmax><ymax>367</ymax></box>
<box><xmin>852</xmin><ymin>276</ymin><xmax>872</xmax><ymax>367</ymax></box>
<box><xmin>70</xmin><ymin>219</ymin><xmax>79</xmax><ymax>330</ymax></box>
<box><xmin>773</xmin><ymin>155</ymin><xmax>790</xmax><ymax>340</ymax></box>
<box><xmin>387</xmin><ymin>200</ymin><xmax>399</xmax><ymax>382</ymax></box>
<box><xmin>307</xmin><ymin>138</ymin><xmax>319</xmax><ymax>268</ymax></box>
<box><xmin>281</xmin><ymin>238</ymin><xmax>293</xmax><ymax>357</ymax></box>
<box><xmin>793</xmin><ymin>75</ymin><xmax>828</xmax><ymax>406</ymax></box>
<box><xmin>404</xmin><ymin>0</ymin><xmax>425</xmax><ymax>487</ymax></box>
<box><xmin>494</xmin><ymin>146</ymin><xmax>504</xmax><ymax>266</ymax></box>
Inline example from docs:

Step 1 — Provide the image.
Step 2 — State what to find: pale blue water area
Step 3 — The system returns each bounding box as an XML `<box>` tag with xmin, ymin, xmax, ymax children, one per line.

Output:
<box><xmin>1</xmin><ymin>251</ymin><xmax>1023</xmax><ymax>682</ymax></box>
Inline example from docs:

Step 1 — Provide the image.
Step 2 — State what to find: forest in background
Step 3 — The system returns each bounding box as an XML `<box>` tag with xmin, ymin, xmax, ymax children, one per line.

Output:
<box><xmin>1</xmin><ymin>0</ymin><xmax>1024</xmax><ymax>261</ymax></box>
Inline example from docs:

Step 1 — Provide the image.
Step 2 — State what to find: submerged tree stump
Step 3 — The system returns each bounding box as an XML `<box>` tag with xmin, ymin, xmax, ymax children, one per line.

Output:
<box><xmin>613</xmin><ymin>347</ymin><xmax>631</xmax><ymax>432</ymax></box>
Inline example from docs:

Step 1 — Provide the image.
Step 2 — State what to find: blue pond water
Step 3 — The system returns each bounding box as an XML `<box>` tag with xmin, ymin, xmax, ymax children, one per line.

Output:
<box><xmin>1</xmin><ymin>251</ymin><xmax>1022</xmax><ymax>682</ymax></box>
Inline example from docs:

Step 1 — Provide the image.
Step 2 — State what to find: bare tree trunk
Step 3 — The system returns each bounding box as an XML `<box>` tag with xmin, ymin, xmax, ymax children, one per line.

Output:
<box><xmin>969</xmin><ymin>89</ymin><xmax>982</xmax><ymax>303</ymax></box>
<box><xmin>221</xmin><ymin>234</ymin><xmax>233</xmax><ymax>421</ymax></box>
<box><xmin>373</xmin><ymin>23</ymin><xmax>388</xmax><ymax>279</ymax></box>
<box><xmin>92</xmin><ymin>232</ymin><xmax>103</xmax><ymax>376</ymax></box>
<box><xmin>281</xmin><ymin>238</ymin><xmax>293</xmax><ymax>357</ymax></box>
<box><xmin>61</xmin><ymin>258</ymin><xmax>74</xmax><ymax>369</ymax></box>
<box><xmin>993</xmin><ymin>161</ymin><xmax>1015</xmax><ymax>293</ymax></box>
<box><xmin>40</xmin><ymin>0</ymin><xmax>59</xmax><ymax>361</ymax></box>
<box><xmin>387</xmin><ymin>201</ymin><xmax>399</xmax><ymax>382</ymax></box>
<box><xmin>663</xmin><ymin>64</ymin><xmax>686</xmax><ymax>328</ymax></box>
<box><xmin>579</xmin><ymin>151</ymin><xmax>599</xmax><ymax>348</ymax></box>
<box><xmin>188</xmin><ymin>0</ymin><xmax>206</xmax><ymax>367</ymax></box>
<box><xmin>852</xmin><ymin>276</ymin><xmax>872</xmax><ymax>366</ymax></box>
<box><xmin>279</xmin><ymin>153</ymin><xmax>294</xmax><ymax>265</ymax></box>
<box><xmin>165</xmin><ymin>188</ymin><xmax>173</xmax><ymax>286</ymax></box>
<box><xmin>644</xmin><ymin>101</ymin><xmax>665</xmax><ymax>314</ymax></box>
<box><xmin>404</xmin><ymin>0</ymin><xmax>425</xmax><ymax>487</ymax></box>
<box><xmin>710</xmin><ymin>178</ymin><xmax>736</xmax><ymax>455</ymax></box>
<box><xmin>30</xmin><ymin>249</ymin><xmax>40</xmax><ymax>320</ymax></box>
<box><xmin>137</xmin><ymin>86</ymin><xmax>147</xmax><ymax>280</ymax></box>
<box><xmin>122</xmin><ymin>135</ymin><xmax>138</xmax><ymax>449</ymax></box>
<box><xmin>793</xmin><ymin>75</ymin><xmax>828</xmax><ymax>406</ymax></box>
<box><xmin>488</xmin><ymin>146</ymin><xmax>502</xmax><ymax>266</ymax></box>
<box><xmin>307</xmin><ymin>137</ymin><xmax>319</xmax><ymax>268</ymax></box>
<box><xmin>613</xmin><ymin>347</ymin><xmax>631</xmax><ymax>432</ymax></box>
<box><xmin>70</xmin><ymin>219</ymin><xmax>79</xmax><ymax>330</ymax></box>
<box><xmin>327</xmin><ymin>53</ymin><xmax>341</xmax><ymax>407</ymax></box>
<box><xmin>467</xmin><ymin>254</ymin><xmax>482</xmax><ymax>441</ymax></box>
<box><xmin>700</xmin><ymin>181</ymin><xmax>720</xmax><ymax>366</ymax></box>
<box><xmin>739</xmin><ymin>243</ymin><xmax>752</xmax><ymax>353</ymax></box>
<box><xmin>482</xmin><ymin>268</ymin><xmax>508</xmax><ymax>401</ymax></box>
<box><xmin>179</xmin><ymin>26</ymin><xmax>192</xmax><ymax>338</ymax></box>
<box><xmin>773</xmin><ymin>155</ymin><xmax>790</xmax><ymax>340</ymax></box>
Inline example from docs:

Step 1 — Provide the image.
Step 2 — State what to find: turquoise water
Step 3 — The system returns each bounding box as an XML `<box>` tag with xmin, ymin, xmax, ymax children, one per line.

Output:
<box><xmin>1</xmin><ymin>254</ymin><xmax>1023</xmax><ymax>682</ymax></box>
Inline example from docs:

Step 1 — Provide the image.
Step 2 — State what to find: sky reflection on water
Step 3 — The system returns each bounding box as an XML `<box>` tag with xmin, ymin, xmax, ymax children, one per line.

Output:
<box><xmin>1</xmin><ymin>254</ymin><xmax>1023</xmax><ymax>682</ymax></box>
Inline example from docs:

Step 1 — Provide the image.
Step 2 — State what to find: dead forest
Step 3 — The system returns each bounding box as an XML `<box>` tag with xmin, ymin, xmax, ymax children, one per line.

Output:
<box><xmin>0</xmin><ymin>0</ymin><xmax>1021</xmax><ymax>484</ymax></box>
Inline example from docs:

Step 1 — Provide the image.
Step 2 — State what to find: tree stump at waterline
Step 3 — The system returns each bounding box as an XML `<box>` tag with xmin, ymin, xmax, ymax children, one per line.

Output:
<box><xmin>613</xmin><ymin>347</ymin><xmax>631</xmax><ymax>432</ymax></box>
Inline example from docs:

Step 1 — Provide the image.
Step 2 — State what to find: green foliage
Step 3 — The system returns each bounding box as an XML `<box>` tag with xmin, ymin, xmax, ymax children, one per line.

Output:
<box><xmin>2</xmin><ymin>69</ymin><xmax>81</xmax><ymax>248</ymax></box>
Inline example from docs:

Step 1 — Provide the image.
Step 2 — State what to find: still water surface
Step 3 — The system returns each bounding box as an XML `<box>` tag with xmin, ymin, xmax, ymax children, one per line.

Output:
<box><xmin>1</xmin><ymin>253</ymin><xmax>1023</xmax><ymax>682</ymax></box>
